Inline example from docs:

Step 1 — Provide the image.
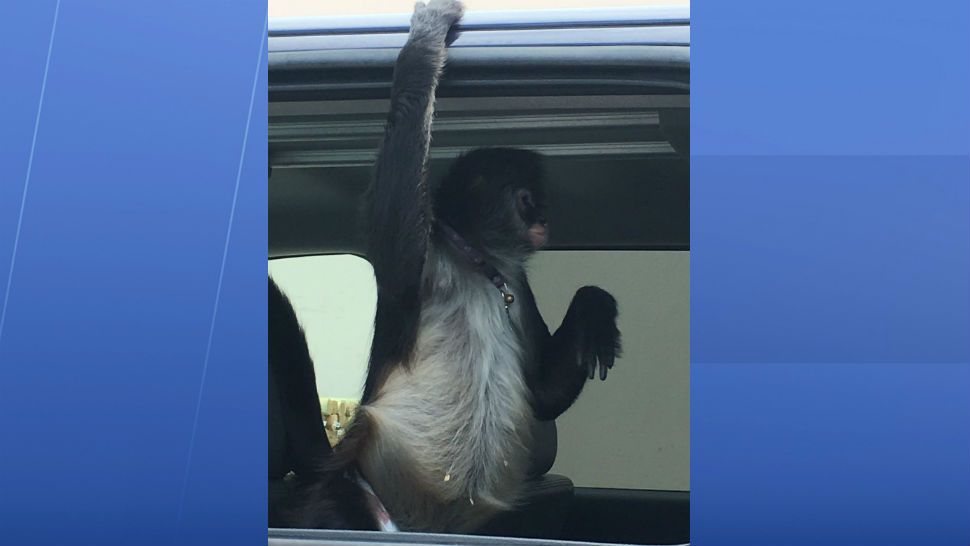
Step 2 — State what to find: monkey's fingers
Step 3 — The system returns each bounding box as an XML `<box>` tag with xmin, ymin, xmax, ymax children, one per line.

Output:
<box><xmin>600</xmin><ymin>346</ymin><xmax>615</xmax><ymax>369</ymax></box>
<box><xmin>596</xmin><ymin>352</ymin><xmax>607</xmax><ymax>380</ymax></box>
<box><xmin>582</xmin><ymin>344</ymin><xmax>597</xmax><ymax>380</ymax></box>
<box><xmin>598</xmin><ymin>335</ymin><xmax>617</xmax><ymax>380</ymax></box>
<box><xmin>411</xmin><ymin>0</ymin><xmax>464</xmax><ymax>43</ymax></box>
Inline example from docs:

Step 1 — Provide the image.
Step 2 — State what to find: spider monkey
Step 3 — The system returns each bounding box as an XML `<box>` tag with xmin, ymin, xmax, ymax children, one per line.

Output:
<box><xmin>283</xmin><ymin>0</ymin><xmax>621</xmax><ymax>533</ymax></box>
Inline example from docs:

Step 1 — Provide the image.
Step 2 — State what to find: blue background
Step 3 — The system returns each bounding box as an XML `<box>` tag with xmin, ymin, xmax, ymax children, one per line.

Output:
<box><xmin>0</xmin><ymin>1</ymin><xmax>267</xmax><ymax>545</ymax></box>
<box><xmin>0</xmin><ymin>1</ymin><xmax>967</xmax><ymax>546</ymax></box>
<box><xmin>692</xmin><ymin>0</ymin><xmax>969</xmax><ymax>544</ymax></box>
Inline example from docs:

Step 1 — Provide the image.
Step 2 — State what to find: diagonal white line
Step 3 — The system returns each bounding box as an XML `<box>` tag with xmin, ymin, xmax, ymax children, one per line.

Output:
<box><xmin>0</xmin><ymin>0</ymin><xmax>61</xmax><ymax>350</ymax></box>
<box><xmin>175</xmin><ymin>15</ymin><xmax>268</xmax><ymax>534</ymax></box>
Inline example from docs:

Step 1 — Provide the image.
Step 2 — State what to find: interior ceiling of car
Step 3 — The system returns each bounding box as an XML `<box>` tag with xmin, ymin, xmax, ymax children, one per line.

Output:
<box><xmin>270</xmin><ymin>94</ymin><xmax>689</xmax><ymax>258</ymax></box>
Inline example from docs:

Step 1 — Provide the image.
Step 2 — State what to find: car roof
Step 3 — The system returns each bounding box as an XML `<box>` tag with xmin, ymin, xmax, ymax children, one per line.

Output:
<box><xmin>269</xmin><ymin>6</ymin><xmax>690</xmax><ymax>37</ymax></box>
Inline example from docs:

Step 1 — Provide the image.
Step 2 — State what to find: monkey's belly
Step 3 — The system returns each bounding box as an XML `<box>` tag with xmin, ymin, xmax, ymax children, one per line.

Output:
<box><xmin>361</xmin><ymin>356</ymin><xmax>534</xmax><ymax>531</ymax></box>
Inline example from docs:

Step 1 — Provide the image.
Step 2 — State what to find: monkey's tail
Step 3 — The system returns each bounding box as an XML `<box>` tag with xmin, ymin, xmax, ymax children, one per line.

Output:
<box><xmin>321</xmin><ymin>406</ymin><xmax>374</xmax><ymax>476</ymax></box>
<box><xmin>275</xmin><ymin>409</ymin><xmax>378</xmax><ymax>530</ymax></box>
<box><xmin>276</xmin><ymin>472</ymin><xmax>377</xmax><ymax>530</ymax></box>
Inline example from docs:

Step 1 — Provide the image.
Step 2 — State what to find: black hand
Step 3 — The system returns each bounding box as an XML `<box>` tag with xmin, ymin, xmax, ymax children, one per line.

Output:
<box><xmin>568</xmin><ymin>286</ymin><xmax>622</xmax><ymax>381</ymax></box>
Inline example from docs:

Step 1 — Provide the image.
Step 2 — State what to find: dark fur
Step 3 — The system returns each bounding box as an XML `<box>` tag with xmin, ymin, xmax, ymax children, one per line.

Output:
<box><xmin>284</xmin><ymin>0</ymin><xmax>621</xmax><ymax>532</ymax></box>
<box><xmin>268</xmin><ymin>277</ymin><xmax>377</xmax><ymax>530</ymax></box>
<box><xmin>268</xmin><ymin>277</ymin><xmax>331</xmax><ymax>478</ymax></box>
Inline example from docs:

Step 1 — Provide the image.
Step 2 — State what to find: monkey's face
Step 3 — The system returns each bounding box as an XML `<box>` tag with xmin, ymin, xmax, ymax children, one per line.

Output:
<box><xmin>515</xmin><ymin>188</ymin><xmax>548</xmax><ymax>249</ymax></box>
<box><xmin>435</xmin><ymin>147</ymin><xmax>548</xmax><ymax>257</ymax></box>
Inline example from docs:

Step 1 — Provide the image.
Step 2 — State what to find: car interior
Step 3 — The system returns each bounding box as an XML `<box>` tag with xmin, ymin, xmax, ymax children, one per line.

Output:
<box><xmin>269</xmin><ymin>9</ymin><xmax>689</xmax><ymax>546</ymax></box>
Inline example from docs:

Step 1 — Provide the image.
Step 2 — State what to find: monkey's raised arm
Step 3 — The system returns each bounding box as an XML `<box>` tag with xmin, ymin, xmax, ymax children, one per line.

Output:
<box><xmin>368</xmin><ymin>1</ymin><xmax>463</xmax><ymax>291</ymax></box>
<box><xmin>363</xmin><ymin>1</ymin><xmax>463</xmax><ymax>400</ymax></box>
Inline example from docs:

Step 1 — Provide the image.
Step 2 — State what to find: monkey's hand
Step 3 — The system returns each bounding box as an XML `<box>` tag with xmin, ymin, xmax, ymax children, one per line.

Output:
<box><xmin>410</xmin><ymin>0</ymin><xmax>465</xmax><ymax>46</ymax></box>
<box><xmin>562</xmin><ymin>286</ymin><xmax>622</xmax><ymax>381</ymax></box>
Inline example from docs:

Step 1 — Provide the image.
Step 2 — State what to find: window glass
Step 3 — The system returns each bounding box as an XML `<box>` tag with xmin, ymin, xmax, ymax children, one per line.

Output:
<box><xmin>269</xmin><ymin>254</ymin><xmax>375</xmax><ymax>401</ymax></box>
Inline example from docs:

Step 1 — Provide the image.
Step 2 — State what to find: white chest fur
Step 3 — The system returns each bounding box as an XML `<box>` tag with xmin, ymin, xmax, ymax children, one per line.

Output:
<box><xmin>367</xmin><ymin>250</ymin><xmax>534</xmax><ymax>510</ymax></box>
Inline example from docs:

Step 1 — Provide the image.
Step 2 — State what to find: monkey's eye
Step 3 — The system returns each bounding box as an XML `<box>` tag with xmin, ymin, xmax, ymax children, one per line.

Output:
<box><xmin>518</xmin><ymin>190</ymin><xmax>535</xmax><ymax>211</ymax></box>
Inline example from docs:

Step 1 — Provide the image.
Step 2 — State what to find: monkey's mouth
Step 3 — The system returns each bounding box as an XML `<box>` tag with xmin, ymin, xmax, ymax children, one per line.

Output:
<box><xmin>528</xmin><ymin>224</ymin><xmax>549</xmax><ymax>248</ymax></box>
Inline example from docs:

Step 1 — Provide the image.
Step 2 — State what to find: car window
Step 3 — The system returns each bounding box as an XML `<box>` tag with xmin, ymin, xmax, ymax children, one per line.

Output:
<box><xmin>533</xmin><ymin>250</ymin><xmax>689</xmax><ymax>491</ymax></box>
<box><xmin>269</xmin><ymin>250</ymin><xmax>688</xmax><ymax>492</ymax></box>
<box><xmin>269</xmin><ymin>255</ymin><xmax>375</xmax><ymax>401</ymax></box>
